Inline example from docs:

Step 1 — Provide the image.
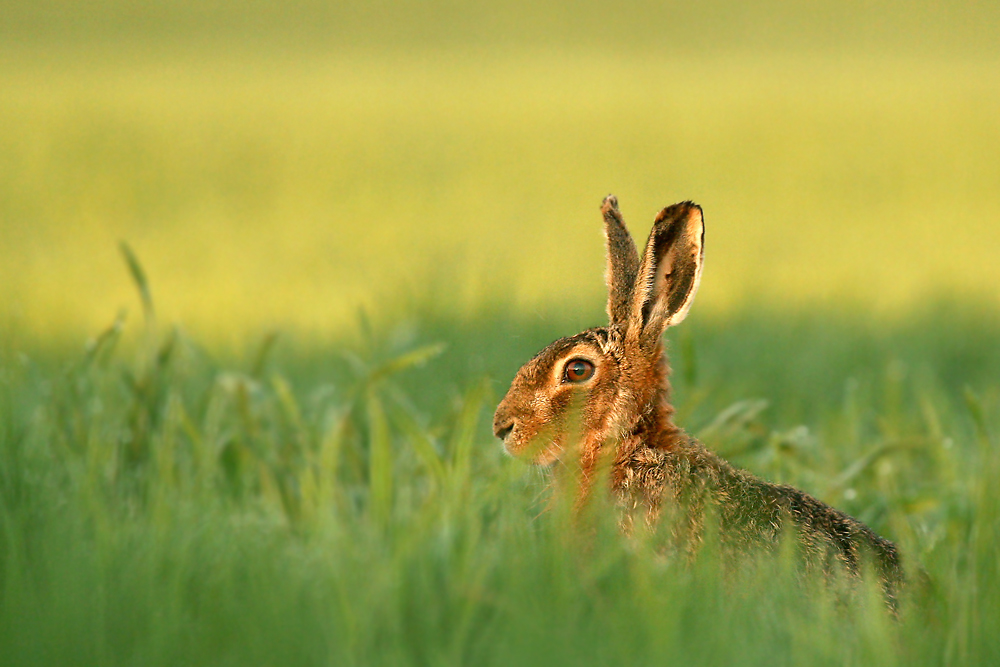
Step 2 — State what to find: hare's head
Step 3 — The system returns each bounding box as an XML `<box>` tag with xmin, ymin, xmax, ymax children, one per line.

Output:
<box><xmin>493</xmin><ymin>196</ymin><xmax>704</xmax><ymax>466</ymax></box>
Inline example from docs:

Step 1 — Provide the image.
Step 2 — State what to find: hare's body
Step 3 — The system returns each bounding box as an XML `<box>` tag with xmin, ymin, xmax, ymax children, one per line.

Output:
<box><xmin>494</xmin><ymin>196</ymin><xmax>901</xmax><ymax>606</ymax></box>
<box><xmin>620</xmin><ymin>431</ymin><xmax>900</xmax><ymax>589</ymax></box>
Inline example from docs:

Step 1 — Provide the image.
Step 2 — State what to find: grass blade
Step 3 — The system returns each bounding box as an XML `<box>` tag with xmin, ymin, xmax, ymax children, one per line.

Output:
<box><xmin>367</xmin><ymin>388</ymin><xmax>393</xmax><ymax>527</ymax></box>
<box><xmin>119</xmin><ymin>241</ymin><xmax>155</xmax><ymax>326</ymax></box>
<box><xmin>367</xmin><ymin>343</ymin><xmax>446</xmax><ymax>386</ymax></box>
<box><xmin>389</xmin><ymin>395</ymin><xmax>447</xmax><ymax>487</ymax></box>
<box><xmin>448</xmin><ymin>378</ymin><xmax>491</xmax><ymax>487</ymax></box>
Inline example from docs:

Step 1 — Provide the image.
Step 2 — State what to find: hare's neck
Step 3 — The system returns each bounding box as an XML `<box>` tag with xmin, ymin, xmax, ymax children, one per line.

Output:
<box><xmin>628</xmin><ymin>372</ymin><xmax>685</xmax><ymax>456</ymax></box>
<box><xmin>619</xmin><ymin>346</ymin><xmax>682</xmax><ymax>448</ymax></box>
<box><xmin>606</xmin><ymin>393</ymin><xmax>684</xmax><ymax>493</ymax></box>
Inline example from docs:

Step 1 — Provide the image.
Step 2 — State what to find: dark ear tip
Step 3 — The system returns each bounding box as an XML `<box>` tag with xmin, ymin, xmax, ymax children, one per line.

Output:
<box><xmin>601</xmin><ymin>194</ymin><xmax>619</xmax><ymax>214</ymax></box>
<box><xmin>654</xmin><ymin>201</ymin><xmax>703</xmax><ymax>225</ymax></box>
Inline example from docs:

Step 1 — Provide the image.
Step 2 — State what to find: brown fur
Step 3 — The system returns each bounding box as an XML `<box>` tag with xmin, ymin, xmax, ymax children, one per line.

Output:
<box><xmin>493</xmin><ymin>195</ymin><xmax>902</xmax><ymax>608</ymax></box>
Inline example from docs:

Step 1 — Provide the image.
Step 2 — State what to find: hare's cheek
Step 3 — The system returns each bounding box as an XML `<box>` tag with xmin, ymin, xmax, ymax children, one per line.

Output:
<box><xmin>529</xmin><ymin>393</ymin><xmax>555</xmax><ymax>420</ymax></box>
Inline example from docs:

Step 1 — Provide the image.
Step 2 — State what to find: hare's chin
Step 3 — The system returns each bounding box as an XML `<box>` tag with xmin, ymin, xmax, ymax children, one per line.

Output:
<box><xmin>532</xmin><ymin>448</ymin><xmax>561</xmax><ymax>467</ymax></box>
<box><xmin>503</xmin><ymin>436</ymin><xmax>561</xmax><ymax>466</ymax></box>
<box><xmin>500</xmin><ymin>433</ymin><xmax>523</xmax><ymax>458</ymax></box>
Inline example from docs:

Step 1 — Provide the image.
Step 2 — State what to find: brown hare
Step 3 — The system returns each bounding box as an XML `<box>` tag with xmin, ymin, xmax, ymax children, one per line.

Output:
<box><xmin>493</xmin><ymin>195</ymin><xmax>902</xmax><ymax>606</ymax></box>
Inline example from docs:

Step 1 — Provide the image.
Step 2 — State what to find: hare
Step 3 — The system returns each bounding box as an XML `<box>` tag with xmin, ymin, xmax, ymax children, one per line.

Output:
<box><xmin>493</xmin><ymin>195</ymin><xmax>902</xmax><ymax>605</ymax></box>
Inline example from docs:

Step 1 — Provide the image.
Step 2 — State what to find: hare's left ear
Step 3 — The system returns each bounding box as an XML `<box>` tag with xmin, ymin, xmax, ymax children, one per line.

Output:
<box><xmin>602</xmin><ymin>195</ymin><xmax>640</xmax><ymax>326</ymax></box>
<box><xmin>627</xmin><ymin>202</ymin><xmax>704</xmax><ymax>347</ymax></box>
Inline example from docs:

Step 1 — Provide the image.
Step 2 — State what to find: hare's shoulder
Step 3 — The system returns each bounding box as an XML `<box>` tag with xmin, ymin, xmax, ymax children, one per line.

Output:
<box><xmin>620</xmin><ymin>437</ymin><xmax>901</xmax><ymax>582</ymax></box>
<box><xmin>617</xmin><ymin>435</ymin><xmax>734</xmax><ymax>503</ymax></box>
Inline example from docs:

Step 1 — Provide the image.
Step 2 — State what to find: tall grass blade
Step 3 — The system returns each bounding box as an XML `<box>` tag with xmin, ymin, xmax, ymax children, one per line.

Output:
<box><xmin>448</xmin><ymin>377</ymin><xmax>490</xmax><ymax>487</ymax></box>
<box><xmin>962</xmin><ymin>385</ymin><xmax>992</xmax><ymax>452</ymax></box>
<box><xmin>389</xmin><ymin>396</ymin><xmax>447</xmax><ymax>487</ymax></box>
<box><xmin>272</xmin><ymin>375</ymin><xmax>306</xmax><ymax>443</ymax></box>
<box><xmin>251</xmin><ymin>331</ymin><xmax>280</xmax><ymax>379</ymax></box>
<box><xmin>316</xmin><ymin>407</ymin><xmax>348</xmax><ymax>509</ymax></box>
<box><xmin>82</xmin><ymin>311</ymin><xmax>126</xmax><ymax>366</ymax></box>
<box><xmin>698</xmin><ymin>398</ymin><xmax>769</xmax><ymax>441</ymax></box>
<box><xmin>367</xmin><ymin>388</ymin><xmax>393</xmax><ymax>527</ymax></box>
<box><xmin>367</xmin><ymin>342</ymin><xmax>447</xmax><ymax>387</ymax></box>
<box><xmin>119</xmin><ymin>241</ymin><xmax>155</xmax><ymax>326</ymax></box>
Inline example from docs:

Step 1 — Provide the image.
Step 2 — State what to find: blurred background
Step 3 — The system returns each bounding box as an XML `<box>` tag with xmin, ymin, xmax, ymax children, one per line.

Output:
<box><xmin>2</xmin><ymin>0</ymin><xmax>999</xmax><ymax>345</ymax></box>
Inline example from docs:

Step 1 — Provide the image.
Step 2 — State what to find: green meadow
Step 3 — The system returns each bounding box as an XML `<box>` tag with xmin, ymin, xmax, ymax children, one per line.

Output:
<box><xmin>2</xmin><ymin>1</ymin><xmax>1000</xmax><ymax>664</ymax></box>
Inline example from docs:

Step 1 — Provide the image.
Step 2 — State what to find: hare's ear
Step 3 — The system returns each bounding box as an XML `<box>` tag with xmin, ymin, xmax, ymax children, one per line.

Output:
<box><xmin>627</xmin><ymin>202</ymin><xmax>704</xmax><ymax>346</ymax></box>
<box><xmin>602</xmin><ymin>195</ymin><xmax>640</xmax><ymax>326</ymax></box>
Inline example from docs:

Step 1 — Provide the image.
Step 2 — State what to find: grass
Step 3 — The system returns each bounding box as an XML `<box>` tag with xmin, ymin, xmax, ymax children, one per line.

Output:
<box><xmin>2</xmin><ymin>285</ymin><xmax>1000</xmax><ymax>665</ymax></box>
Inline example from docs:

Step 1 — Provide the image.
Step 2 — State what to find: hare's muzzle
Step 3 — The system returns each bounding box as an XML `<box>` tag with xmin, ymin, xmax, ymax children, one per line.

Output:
<box><xmin>493</xmin><ymin>418</ymin><xmax>514</xmax><ymax>442</ymax></box>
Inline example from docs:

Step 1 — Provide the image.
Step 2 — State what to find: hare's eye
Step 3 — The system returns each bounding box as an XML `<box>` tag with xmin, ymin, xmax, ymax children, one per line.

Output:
<box><xmin>563</xmin><ymin>359</ymin><xmax>595</xmax><ymax>383</ymax></box>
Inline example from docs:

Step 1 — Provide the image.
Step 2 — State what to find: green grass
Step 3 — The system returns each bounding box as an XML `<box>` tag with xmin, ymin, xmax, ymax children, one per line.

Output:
<box><xmin>2</xmin><ymin>293</ymin><xmax>1000</xmax><ymax>665</ymax></box>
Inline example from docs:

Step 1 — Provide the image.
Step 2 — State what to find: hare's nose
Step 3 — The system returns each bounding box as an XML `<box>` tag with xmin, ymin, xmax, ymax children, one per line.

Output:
<box><xmin>493</xmin><ymin>418</ymin><xmax>514</xmax><ymax>441</ymax></box>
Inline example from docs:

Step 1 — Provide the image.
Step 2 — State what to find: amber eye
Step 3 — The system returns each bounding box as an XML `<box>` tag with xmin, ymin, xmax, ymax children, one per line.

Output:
<box><xmin>563</xmin><ymin>358</ymin><xmax>595</xmax><ymax>383</ymax></box>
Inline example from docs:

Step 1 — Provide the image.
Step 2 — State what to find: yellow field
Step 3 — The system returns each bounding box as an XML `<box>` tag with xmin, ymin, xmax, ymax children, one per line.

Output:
<box><xmin>3</xmin><ymin>46</ymin><xmax>999</xmax><ymax>342</ymax></box>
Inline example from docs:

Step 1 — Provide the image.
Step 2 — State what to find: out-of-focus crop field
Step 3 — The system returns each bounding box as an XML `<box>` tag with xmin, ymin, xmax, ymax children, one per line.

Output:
<box><xmin>2</xmin><ymin>1</ymin><xmax>999</xmax><ymax>343</ymax></box>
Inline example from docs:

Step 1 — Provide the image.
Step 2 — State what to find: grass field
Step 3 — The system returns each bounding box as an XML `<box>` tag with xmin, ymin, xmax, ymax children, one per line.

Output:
<box><xmin>2</xmin><ymin>1</ymin><xmax>1000</xmax><ymax>665</ymax></box>
<box><xmin>3</xmin><ymin>299</ymin><xmax>1000</xmax><ymax>665</ymax></box>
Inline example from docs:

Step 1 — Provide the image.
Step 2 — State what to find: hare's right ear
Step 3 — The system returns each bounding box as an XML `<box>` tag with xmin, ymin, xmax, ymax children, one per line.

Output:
<box><xmin>627</xmin><ymin>202</ymin><xmax>704</xmax><ymax>348</ymax></box>
<box><xmin>602</xmin><ymin>195</ymin><xmax>640</xmax><ymax>326</ymax></box>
